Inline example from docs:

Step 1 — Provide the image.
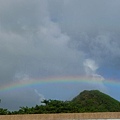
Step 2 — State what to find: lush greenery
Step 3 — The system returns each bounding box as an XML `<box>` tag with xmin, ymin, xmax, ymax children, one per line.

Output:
<box><xmin>72</xmin><ymin>90</ymin><xmax>120</xmax><ymax>112</ymax></box>
<box><xmin>0</xmin><ymin>90</ymin><xmax>120</xmax><ymax>115</ymax></box>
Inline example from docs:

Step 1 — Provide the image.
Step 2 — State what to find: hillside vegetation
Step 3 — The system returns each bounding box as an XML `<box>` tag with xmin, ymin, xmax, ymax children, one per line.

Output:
<box><xmin>0</xmin><ymin>90</ymin><xmax>120</xmax><ymax>115</ymax></box>
<box><xmin>72</xmin><ymin>90</ymin><xmax>120</xmax><ymax>112</ymax></box>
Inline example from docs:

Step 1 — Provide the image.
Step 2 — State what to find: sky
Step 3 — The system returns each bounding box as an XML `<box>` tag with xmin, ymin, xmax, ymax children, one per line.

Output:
<box><xmin>0</xmin><ymin>0</ymin><xmax>120</xmax><ymax>111</ymax></box>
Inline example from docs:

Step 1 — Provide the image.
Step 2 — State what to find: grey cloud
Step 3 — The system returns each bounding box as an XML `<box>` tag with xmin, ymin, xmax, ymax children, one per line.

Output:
<box><xmin>58</xmin><ymin>0</ymin><xmax>120</xmax><ymax>32</ymax></box>
<box><xmin>1</xmin><ymin>0</ymin><xmax>120</xmax><ymax>85</ymax></box>
<box><xmin>0</xmin><ymin>0</ymin><xmax>49</xmax><ymax>32</ymax></box>
<box><xmin>48</xmin><ymin>0</ymin><xmax>120</xmax><ymax>68</ymax></box>
<box><xmin>0</xmin><ymin>0</ymin><xmax>85</xmax><ymax>86</ymax></box>
<box><xmin>69</xmin><ymin>32</ymin><xmax>120</xmax><ymax>68</ymax></box>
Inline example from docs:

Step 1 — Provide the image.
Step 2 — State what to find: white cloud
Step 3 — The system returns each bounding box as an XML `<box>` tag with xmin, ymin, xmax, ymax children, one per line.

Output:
<box><xmin>34</xmin><ymin>89</ymin><xmax>45</xmax><ymax>104</ymax></box>
<box><xmin>83</xmin><ymin>58</ymin><xmax>107</xmax><ymax>92</ymax></box>
<box><xmin>83</xmin><ymin>59</ymin><xmax>98</xmax><ymax>75</ymax></box>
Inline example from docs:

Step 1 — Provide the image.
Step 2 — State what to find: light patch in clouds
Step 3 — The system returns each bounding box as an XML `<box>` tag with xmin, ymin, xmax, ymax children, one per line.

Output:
<box><xmin>83</xmin><ymin>59</ymin><xmax>98</xmax><ymax>75</ymax></box>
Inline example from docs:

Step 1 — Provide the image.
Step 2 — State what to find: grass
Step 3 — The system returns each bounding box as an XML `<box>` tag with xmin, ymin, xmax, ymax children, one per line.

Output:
<box><xmin>0</xmin><ymin>112</ymin><xmax>120</xmax><ymax>120</ymax></box>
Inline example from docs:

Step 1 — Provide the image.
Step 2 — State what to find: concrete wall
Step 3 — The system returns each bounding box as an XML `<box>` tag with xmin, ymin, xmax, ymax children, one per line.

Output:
<box><xmin>0</xmin><ymin>112</ymin><xmax>120</xmax><ymax>120</ymax></box>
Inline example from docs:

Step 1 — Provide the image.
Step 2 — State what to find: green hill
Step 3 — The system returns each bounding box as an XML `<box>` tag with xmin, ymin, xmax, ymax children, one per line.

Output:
<box><xmin>71</xmin><ymin>90</ymin><xmax>120</xmax><ymax>112</ymax></box>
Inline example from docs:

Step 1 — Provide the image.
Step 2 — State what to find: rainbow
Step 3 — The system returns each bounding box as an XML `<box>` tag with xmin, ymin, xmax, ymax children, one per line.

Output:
<box><xmin>0</xmin><ymin>76</ymin><xmax>119</xmax><ymax>92</ymax></box>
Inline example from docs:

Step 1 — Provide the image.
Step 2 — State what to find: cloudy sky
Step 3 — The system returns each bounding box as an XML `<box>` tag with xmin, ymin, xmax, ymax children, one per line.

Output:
<box><xmin>0</xmin><ymin>0</ymin><xmax>120</xmax><ymax>111</ymax></box>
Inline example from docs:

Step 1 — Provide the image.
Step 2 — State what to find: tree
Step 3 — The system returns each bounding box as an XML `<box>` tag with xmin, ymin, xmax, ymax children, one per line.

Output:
<box><xmin>0</xmin><ymin>108</ymin><xmax>9</xmax><ymax>115</ymax></box>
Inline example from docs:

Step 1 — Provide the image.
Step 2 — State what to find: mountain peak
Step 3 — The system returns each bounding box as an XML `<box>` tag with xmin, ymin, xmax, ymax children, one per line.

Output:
<box><xmin>72</xmin><ymin>90</ymin><xmax>120</xmax><ymax>112</ymax></box>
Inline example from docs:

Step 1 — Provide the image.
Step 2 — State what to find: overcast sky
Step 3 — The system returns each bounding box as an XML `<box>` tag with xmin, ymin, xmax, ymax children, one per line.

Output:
<box><xmin>0</xmin><ymin>0</ymin><xmax>120</xmax><ymax>111</ymax></box>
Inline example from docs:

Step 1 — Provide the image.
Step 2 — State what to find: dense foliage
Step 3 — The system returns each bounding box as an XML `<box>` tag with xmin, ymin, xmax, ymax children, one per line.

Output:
<box><xmin>0</xmin><ymin>90</ymin><xmax>120</xmax><ymax>115</ymax></box>
<box><xmin>72</xmin><ymin>90</ymin><xmax>120</xmax><ymax>112</ymax></box>
<box><xmin>11</xmin><ymin>100</ymin><xmax>77</xmax><ymax>114</ymax></box>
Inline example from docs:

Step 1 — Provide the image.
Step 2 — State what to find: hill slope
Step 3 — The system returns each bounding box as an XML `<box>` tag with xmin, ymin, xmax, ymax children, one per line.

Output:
<box><xmin>72</xmin><ymin>90</ymin><xmax>120</xmax><ymax>112</ymax></box>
